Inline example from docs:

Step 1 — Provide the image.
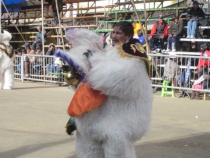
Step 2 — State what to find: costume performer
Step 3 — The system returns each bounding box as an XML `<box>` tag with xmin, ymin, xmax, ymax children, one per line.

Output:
<box><xmin>56</xmin><ymin>21</ymin><xmax>153</xmax><ymax>158</ymax></box>
<box><xmin>0</xmin><ymin>30</ymin><xmax>15</xmax><ymax>90</ymax></box>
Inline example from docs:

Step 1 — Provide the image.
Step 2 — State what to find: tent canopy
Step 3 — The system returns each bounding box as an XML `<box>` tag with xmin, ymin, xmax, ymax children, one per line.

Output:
<box><xmin>2</xmin><ymin>0</ymin><xmax>27</xmax><ymax>11</ymax></box>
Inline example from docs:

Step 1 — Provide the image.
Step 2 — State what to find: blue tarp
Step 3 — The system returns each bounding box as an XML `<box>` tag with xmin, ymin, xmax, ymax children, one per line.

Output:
<box><xmin>2</xmin><ymin>0</ymin><xmax>27</xmax><ymax>12</ymax></box>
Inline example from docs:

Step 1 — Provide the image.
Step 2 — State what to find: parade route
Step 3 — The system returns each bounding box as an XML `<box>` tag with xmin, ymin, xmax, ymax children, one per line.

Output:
<box><xmin>0</xmin><ymin>81</ymin><xmax>210</xmax><ymax>158</ymax></box>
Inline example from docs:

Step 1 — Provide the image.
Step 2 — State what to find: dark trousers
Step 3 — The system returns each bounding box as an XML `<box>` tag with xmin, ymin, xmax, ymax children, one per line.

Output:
<box><xmin>149</xmin><ymin>35</ymin><xmax>165</xmax><ymax>50</ymax></box>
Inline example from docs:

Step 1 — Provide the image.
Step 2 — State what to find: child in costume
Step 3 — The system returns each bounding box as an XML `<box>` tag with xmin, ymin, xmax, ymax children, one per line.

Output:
<box><xmin>56</xmin><ymin>22</ymin><xmax>153</xmax><ymax>158</ymax></box>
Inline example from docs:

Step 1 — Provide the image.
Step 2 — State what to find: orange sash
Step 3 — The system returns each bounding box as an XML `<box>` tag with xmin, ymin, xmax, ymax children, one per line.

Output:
<box><xmin>68</xmin><ymin>83</ymin><xmax>107</xmax><ymax>117</ymax></box>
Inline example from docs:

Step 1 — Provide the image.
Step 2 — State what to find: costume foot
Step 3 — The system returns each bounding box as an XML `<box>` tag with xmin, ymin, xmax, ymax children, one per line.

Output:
<box><xmin>3</xmin><ymin>86</ymin><xmax>12</xmax><ymax>90</ymax></box>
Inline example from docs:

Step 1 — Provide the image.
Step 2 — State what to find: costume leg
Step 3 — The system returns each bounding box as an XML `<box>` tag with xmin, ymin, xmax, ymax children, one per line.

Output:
<box><xmin>76</xmin><ymin>132</ymin><xmax>104</xmax><ymax>158</ymax></box>
<box><xmin>103</xmin><ymin>136</ymin><xmax>136</xmax><ymax>158</ymax></box>
<box><xmin>3</xmin><ymin>67</ymin><xmax>14</xmax><ymax>89</ymax></box>
<box><xmin>191</xmin><ymin>21</ymin><xmax>197</xmax><ymax>37</ymax></box>
<box><xmin>187</xmin><ymin>21</ymin><xmax>192</xmax><ymax>36</ymax></box>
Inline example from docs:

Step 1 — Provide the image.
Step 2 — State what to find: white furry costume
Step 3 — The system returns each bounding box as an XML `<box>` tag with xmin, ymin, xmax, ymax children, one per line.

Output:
<box><xmin>57</xmin><ymin>29</ymin><xmax>153</xmax><ymax>158</ymax></box>
<box><xmin>0</xmin><ymin>30</ymin><xmax>14</xmax><ymax>90</ymax></box>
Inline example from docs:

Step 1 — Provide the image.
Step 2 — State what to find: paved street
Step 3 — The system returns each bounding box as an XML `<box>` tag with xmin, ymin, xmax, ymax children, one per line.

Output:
<box><xmin>0</xmin><ymin>81</ymin><xmax>210</xmax><ymax>158</ymax></box>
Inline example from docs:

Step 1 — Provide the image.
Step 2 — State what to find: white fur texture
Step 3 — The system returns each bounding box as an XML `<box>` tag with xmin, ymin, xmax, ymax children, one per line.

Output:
<box><xmin>66</xmin><ymin>29</ymin><xmax>153</xmax><ymax>158</ymax></box>
<box><xmin>0</xmin><ymin>30</ymin><xmax>14</xmax><ymax>90</ymax></box>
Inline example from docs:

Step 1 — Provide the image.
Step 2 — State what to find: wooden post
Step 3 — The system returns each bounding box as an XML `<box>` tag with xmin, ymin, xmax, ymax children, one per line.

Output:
<box><xmin>130</xmin><ymin>0</ymin><xmax>160</xmax><ymax>78</ymax></box>
<box><xmin>55</xmin><ymin>0</ymin><xmax>65</xmax><ymax>50</ymax></box>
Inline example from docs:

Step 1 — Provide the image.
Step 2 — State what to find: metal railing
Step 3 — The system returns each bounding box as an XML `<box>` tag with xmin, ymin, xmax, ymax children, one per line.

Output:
<box><xmin>149</xmin><ymin>53</ymin><xmax>210</xmax><ymax>93</ymax></box>
<box><xmin>14</xmin><ymin>54</ymin><xmax>66</xmax><ymax>84</ymax></box>
<box><xmin>14</xmin><ymin>53</ymin><xmax>210</xmax><ymax>94</ymax></box>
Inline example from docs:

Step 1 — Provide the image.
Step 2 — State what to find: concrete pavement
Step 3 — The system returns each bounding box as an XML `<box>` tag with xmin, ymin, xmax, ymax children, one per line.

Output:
<box><xmin>0</xmin><ymin>81</ymin><xmax>210</xmax><ymax>158</ymax></box>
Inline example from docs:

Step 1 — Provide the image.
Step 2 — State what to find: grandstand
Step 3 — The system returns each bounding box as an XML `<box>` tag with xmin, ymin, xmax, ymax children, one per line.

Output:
<box><xmin>0</xmin><ymin>0</ymin><xmax>209</xmax><ymax>52</ymax></box>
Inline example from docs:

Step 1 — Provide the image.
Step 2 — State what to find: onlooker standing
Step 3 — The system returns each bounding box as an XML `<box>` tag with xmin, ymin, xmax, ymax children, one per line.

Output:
<box><xmin>167</xmin><ymin>16</ymin><xmax>183</xmax><ymax>51</ymax></box>
<box><xmin>163</xmin><ymin>52</ymin><xmax>180</xmax><ymax>96</ymax></box>
<box><xmin>148</xmin><ymin>15</ymin><xmax>168</xmax><ymax>50</ymax></box>
<box><xmin>186</xmin><ymin>1</ymin><xmax>205</xmax><ymax>38</ymax></box>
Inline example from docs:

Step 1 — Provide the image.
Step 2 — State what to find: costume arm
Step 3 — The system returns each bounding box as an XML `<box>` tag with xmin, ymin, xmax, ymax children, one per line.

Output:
<box><xmin>87</xmin><ymin>58</ymin><xmax>146</xmax><ymax>99</ymax></box>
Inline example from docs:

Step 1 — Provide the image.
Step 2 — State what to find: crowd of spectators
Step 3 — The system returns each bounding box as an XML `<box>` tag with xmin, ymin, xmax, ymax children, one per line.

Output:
<box><xmin>14</xmin><ymin>41</ymin><xmax>70</xmax><ymax>78</ymax></box>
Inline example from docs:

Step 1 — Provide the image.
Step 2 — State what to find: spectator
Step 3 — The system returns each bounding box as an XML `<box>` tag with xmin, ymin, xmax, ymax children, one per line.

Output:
<box><xmin>137</xmin><ymin>29</ymin><xmax>146</xmax><ymax>45</ymax></box>
<box><xmin>51</xmin><ymin>56</ymin><xmax>62</xmax><ymax>76</ymax></box>
<box><xmin>191</xmin><ymin>73</ymin><xmax>210</xmax><ymax>100</ymax></box>
<box><xmin>32</xmin><ymin>26</ymin><xmax>46</xmax><ymax>51</ymax></box>
<box><xmin>132</xmin><ymin>21</ymin><xmax>141</xmax><ymax>37</ymax></box>
<box><xmin>195</xmin><ymin>43</ymin><xmax>210</xmax><ymax>76</ymax></box>
<box><xmin>24</xmin><ymin>46</ymin><xmax>33</xmax><ymax>78</ymax></box>
<box><xmin>46</xmin><ymin>43</ymin><xmax>56</xmax><ymax>75</ymax></box>
<box><xmin>167</xmin><ymin>16</ymin><xmax>183</xmax><ymax>52</ymax></box>
<box><xmin>187</xmin><ymin>0</ymin><xmax>202</xmax><ymax>8</ymax></box>
<box><xmin>149</xmin><ymin>15</ymin><xmax>168</xmax><ymax>50</ymax></box>
<box><xmin>163</xmin><ymin>52</ymin><xmax>180</xmax><ymax>96</ymax></box>
<box><xmin>186</xmin><ymin>1</ymin><xmax>205</xmax><ymax>39</ymax></box>
<box><xmin>32</xmin><ymin>45</ymin><xmax>43</xmax><ymax>74</ymax></box>
<box><xmin>23</xmin><ymin>42</ymin><xmax>30</xmax><ymax>50</ymax></box>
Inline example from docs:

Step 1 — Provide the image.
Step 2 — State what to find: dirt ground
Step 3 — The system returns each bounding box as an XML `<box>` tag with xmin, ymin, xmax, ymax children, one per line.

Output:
<box><xmin>0</xmin><ymin>81</ymin><xmax>210</xmax><ymax>158</ymax></box>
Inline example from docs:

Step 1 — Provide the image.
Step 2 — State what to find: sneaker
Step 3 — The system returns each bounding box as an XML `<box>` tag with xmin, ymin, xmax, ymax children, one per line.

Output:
<box><xmin>172</xmin><ymin>49</ymin><xmax>176</xmax><ymax>52</ymax></box>
<box><xmin>186</xmin><ymin>36</ymin><xmax>190</xmax><ymax>38</ymax></box>
<box><xmin>166</xmin><ymin>49</ymin><xmax>171</xmax><ymax>52</ymax></box>
<box><xmin>190</xmin><ymin>36</ymin><xmax>195</xmax><ymax>39</ymax></box>
<box><xmin>156</xmin><ymin>48</ymin><xmax>161</xmax><ymax>53</ymax></box>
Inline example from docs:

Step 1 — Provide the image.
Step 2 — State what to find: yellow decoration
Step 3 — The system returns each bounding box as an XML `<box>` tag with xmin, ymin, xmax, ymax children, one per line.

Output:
<box><xmin>64</xmin><ymin>71</ymin><xmax>80</xmax><ymax>86</ymax></box>
<box><xmin>0</xmin><ymin>44</ymin><xmax>14</xmax><ymax>58</ymax></box>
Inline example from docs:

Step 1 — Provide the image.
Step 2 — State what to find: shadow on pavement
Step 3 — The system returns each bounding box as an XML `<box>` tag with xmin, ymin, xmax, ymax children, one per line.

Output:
<box><xmin>67</xmin><ymin>133</ymin><xmax>210</xmax><ymax>158</ymax></box>
<box><xmin>0</xmin><ymin>139</ymin><xmax>73</xmax><ymax>158</ymax></box>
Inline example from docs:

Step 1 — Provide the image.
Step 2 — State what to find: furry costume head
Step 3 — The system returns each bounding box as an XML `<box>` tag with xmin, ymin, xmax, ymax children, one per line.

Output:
<box><xmin>65</xmin><ymin>28</ymin><xmax>104</xmax><ymax>51</ymax></box>
<box><xmin>56</xmin><ymin>29</ymin><xmax>105</xmax><ymax>84</ymax></box>
<box><xmin>0</xmin><ymin>30</ymin><xmax>12</xmax><ymax>45</ymax></box>
<box><xmin>0</xmin><ymin>30</ymin><xmax>14</xmax><ymax>58</ymax></box>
